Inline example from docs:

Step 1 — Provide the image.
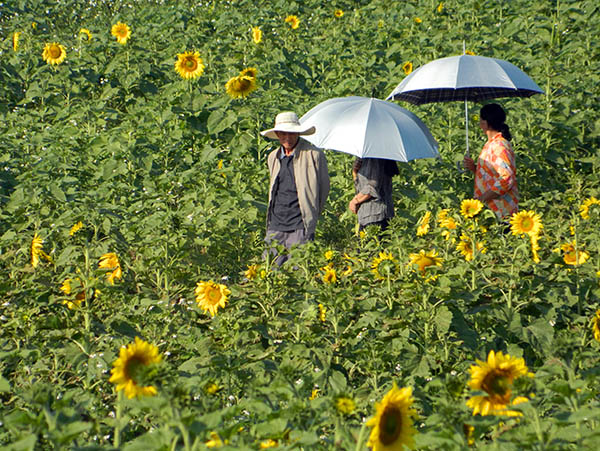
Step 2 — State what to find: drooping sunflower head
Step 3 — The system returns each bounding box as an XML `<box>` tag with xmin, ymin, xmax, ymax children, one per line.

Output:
<box><xmin>99</xmin><ymin>252</ymin><xmax>122</xmax><ymax>284</ymax></box>
<box><xmin>111</xmin><ymin>22</ymin><xmax>131</xmax><ymax>44</ymax></box>
<box><xmin>334</xmin><ymin>9</ymin><xmax>344</xmax><ymax>18</ymax></box>
<box><xmin>225</xmin><ymin>75</ymin><xmax>257</xmax><ymax>99</ymax></box>
<box><xmin>318</xmin><ymin>303</ymin><xmax>326</xmax><ymax>322</ymax></box>
<box><xmin>580</xmin><ymin>196</ymin><xmax>600</xmax><ymax>220</ymax></box>
<box><xmin>251</xmin><ymin>26</ymin><xmax>262</xmax><ymax>43</ymax></box>
<box><xmin>285</xmin><ymin>15</ymin><xmax>300</xmax><ymax>29</ymax></box>
<box><xmin>461</xmin><ymin>199</ymin><xmax>484</xmax><ymax>219</ymax></box>
<box><xmin>42</xmin><ymin>42</ymin><xmax>67</xmax><ymax>65</ymax></box>
<box><xmin>560</xmin><ymin>241</ymin><xmax>590</xmax><ymax>266</ymax></box>
<box><xmin>31</xmin><ymin>233</ymin><xmax>43</xmax><ymax>267</ymax></box>
<box><xmin>239</xmin><ymin>67</ymin><xmax>258</xmax><ymax>79</ymax></box>
<box><xmin>244</xmin><ymin>264</ymin><xmax>259</xmax><ymax>280</ymax></box>
<box><xmin>174</xmin><ymin>51</ymin><xmax>205</xmax><ymax>80</ymax></box>
<box><xmin>321</xmin><ymin>265</ymin><xmax>337</xmax><ymax>284</ymax></box>
<box><xmin>195</xmin><ymin>280</ymin><xmax>230</xmax><ymax>316</ymax></box>
<box><xmin>108</xmin><ymin>337</ymin><xmax>162</xmax><ymax>399</ymax></box>
<box><xmin>334</xmin><ymin>395</ymin><xmax>356</xmax><ymax>415</ymax></box>
<box><xmin>592</xmin><ymin>309</ymin><xmax>600</xmax><ymax>342</ymax></box>
<box><xmin>79</xmin><ymin>28</ymin><xmax>92</xmax><ymax>41</ymax></box>
<box><xmin>530</xmin><ymin>234</ymin><xmax>541</xmax><ymax>264</ymax></box>
<box><xmin>371</xmin><ymin>251</ymin><xmax>398</xmax><ymax>280</ymax></box>
<box><xmin>402</xmin><ymin>61</ymin><xmax>413</xmax><ymax>75</ymax></box>
<box><xmin>366</xmin><ymin>383</ymin><xmax>417</xmax><ymax>451</ymax></box>
<box><xmin>437</xmin><ymin>2</ymin><xmax>444</xmax><ymax>13</ymax></box>
<box><xmin>70</xmin><ymin>221</ymin><xmax>83</xmax><ymax>236</ymax></box>
<box><xmin>13</xmin><ymin>31</ymin><xmax>21</xmax><ymax>52</ymax></box>
<box><xmin>408</xmin><ymin>249</ymin><xmax>443</xmax><ymax>275</ymax></box>
<box><xmin>416</xmin><ymin>210</ymin><xmax>431</xmax><ymax>236</ymax></box>
<box><xmin>510</xmin><ymin>210</ymin><xmax>543</xmax><ymax>237</ymax></box>
<box><xmin>457</xmin><ymin>233</ymin><xmax>486</xmax><ymax>262</ymax></box>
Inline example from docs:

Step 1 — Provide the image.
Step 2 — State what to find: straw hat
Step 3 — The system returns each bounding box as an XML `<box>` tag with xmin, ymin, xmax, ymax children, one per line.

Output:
<box><xmin>260</xmin><ymin>111</ymin><xmax>316</xmax><ymax>140</ymax></box>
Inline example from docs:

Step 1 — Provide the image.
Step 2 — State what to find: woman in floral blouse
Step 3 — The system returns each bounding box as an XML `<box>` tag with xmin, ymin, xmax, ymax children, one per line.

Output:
<box><xmin>463</xmin><ymin>103</ymin><xmax>518</xmax><ymax>220</ymax></box>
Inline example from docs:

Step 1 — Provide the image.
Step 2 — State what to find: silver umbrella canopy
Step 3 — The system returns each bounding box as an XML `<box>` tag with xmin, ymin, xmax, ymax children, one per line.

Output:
<box><xmin>299</xmin><ymin>96</ymin><xmax>439</xmax><ymax>162</ymax></box>
<box><xmin>386</xmin><ymin>54</ymin><xmax>543</xmax><ymax>156</ymax></box>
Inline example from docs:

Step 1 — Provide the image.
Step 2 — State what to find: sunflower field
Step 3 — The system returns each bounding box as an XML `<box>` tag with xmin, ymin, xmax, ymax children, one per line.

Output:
<box><xmin>1</xmin><ymin>0</ymin><xmax>600</xmax><ymax>449</ymax></box>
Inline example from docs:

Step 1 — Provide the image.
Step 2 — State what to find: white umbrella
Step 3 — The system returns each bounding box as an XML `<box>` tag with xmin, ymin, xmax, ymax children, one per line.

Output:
<box><xmin>386</xmin><ymin>54</ymin><xmax>543</xmax><ymax>157</ymax></box>
<box><xmin>299</xmin><ymin>96</ymin><xmax>439</xmax><ymax>162</ymax></box>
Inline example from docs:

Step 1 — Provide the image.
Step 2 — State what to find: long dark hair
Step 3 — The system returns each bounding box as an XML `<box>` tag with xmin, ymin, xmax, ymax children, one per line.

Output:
<box><xmin>480</xmin><ymin>103</ymin><xmax>511</xmax><ymax>141</ymax></box>
<box><xmin>353</xmin><ymin>158</ymin><xmax>399</xmax><ymax>178</ymax></box>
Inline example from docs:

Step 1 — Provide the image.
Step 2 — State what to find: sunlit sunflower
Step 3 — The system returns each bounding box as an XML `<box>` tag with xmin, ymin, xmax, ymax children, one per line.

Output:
<box><xmin>310</xmin><ymin>388</ymin><xmax>319</xmax><ymax>400</ymax></box>
<box><xmin>69</xmin><ymin>221</ymin><xmax>83</xmax><ymax>236</ymax></box>
<box><xmin>259</xmin><ymin>439</ymin><xmax>278</xmax><ymax>449</ymax></box>
<box><xmin>408</xmin><ymin>249</ymin><xmax>443</xmax><ymax>276</ymax></box>
<box><xmin>195</xmin><ymin>280</ymin><xmax>230</xmax><ymax>316</ymax></box>
<box><xmin>530</xmin><ymin>234</ymin><xmax>541</xmax><ymax>264</ymax></box>
<box><xmin>510</xmin><ymin>210</ymin><xmax>543</xmax><ymax>237</ymax></box>
<box><xmin>244</xmin><ymin>264</ymin><xmax>259</xmax><ymax>280</ymax></box>
<box><xmin>371</xmin><ymin>251</ymin><xmax>398</xmax><ymax>280</ymax></box>
<box><xmin>466</xmin><ymin>350</ymin><xmax>533</xmax><ymax>416</ymax></box>
<box><xmin>560</xmin><ymin>241</ymin><xmax>590</xmax><ymax>266</ymax></box>
<box><xmin>334</xmin><ymin>9</ymin><xmax>344</xmax><ymax>18</ymax></box>
<box><xmin>463</xmin><ymin>423</ymin><xmax>475</xmax><ymax>446</ymax></box>
<box><xmin>205</xmin><ymin>382</ymin><xmax>220</xmax><ymax>395</ymax></box>
<box><xmin>457</xmin><ymin>233</ymin><xmax>486</xmax><ymax>262</ymax></box>
<box><xmin>439</xmin><ymin>214</ymin><xmax>457</xmax><ymax>241</ymax></box>
<box><xmin>109</xmin><ymin>337</ymin><xmax>162</xmax><ymax>399</ymax></box>
<box><xmin>31</xmin><ymin>233</ymin><xmax>52</xmax><ymax>267</ymax></box>
<box><xmin>174</xmin><ymin>51</ymin><xmax>205</xmax><ymax>80</ymax></box>
<box><xmin>402</xmin><ymin>61</ymin><xmax>413</xmax><ymax>75</ymax></box>
<box><xmin>592</xmin><ymin>310</ymin><xmax>600</xmax><ymax>342</ymax></box>
<box><xmin>205</xmin><ymin>431</ymin><xmax>224</xmax><ymax>448</ymax></box>
<box><xmin>79</xmin><ymin>28</ymin><xmax>92</xmax><ymax>41</ymax></box>
<box><xmin>318</xmin><ymin>303</ymin><xmax>326</xmax><ymax>322</ymax></box>
<box><xmin>99</xmin><ymin>252</ymin><xmax>122</xmax><ymax>285</ymax></box>
<box><xmin>111</xmin><ymin>22</ymin><xmax>131</xmax><ymax>44</ymax></box>
<box><xmin>580</xmin><ymin>196</ymin><xmax>600</xmax><ymax>220</ymax></box>
<box><xmin>416</xmin><ymin>210</ymin><xmax>431</xmax><ymax>236</ymax></box>
<box><xmin>414</xmin><ymin>17</ymin><xmax>422</xmax><ymax>24</ymax></box>
<box><xmin>324</xmin><ymin>249</ymin><xmax>334</xmax><ymax>260</ymax></box>
<box><xmin>13</xmin><ymin>31</ymin><xmax>21</xmax><ymax>52</ymax></box>
<box><xmin>225</xmin><ymin>75</ymin><xmax>257</xmax><ymax>99</ymax></box>
<box><xmin>42</xmin><ymin>42</ymin><xmax>67</xmax><ymax>65</ymax></box>
<box><xmin>285</xmin><ymin>15</ymin><xmax>300</xmax><ymax>29</ymax></box>
<box><xmin>239</xmin><ymin>67</ymin><xmax>258</xmax><ymax>79</ymax></box>
<box><xmin>60</xmin><ymin>278</ymin><xmax>86</xmax><ymax>309</ymax></box>
<box><xmin>366</xmin><ymin>383</ymin><xmax>417</xmax><ymax>451</ymax></box>
<box><xmin>321</xmin><ymin>265</ymin><xmax>337</xmax><ymax>284</ymax></box>
<box><xmin>465</xmin><ymin>50</ymin><xmax>475</xmax><ymax>55</ymax></box>
<box><xmin>252</xmin><ymin>26</ymin><xmax>262</xmax><ymax>43</ymax></box>
<box><xmin>461</xmin><ymin>199</ymin><xmax>484</xmax><ymax>219</ymax></box>
<box><xmin>437</xmin><ymin>2</ymin><xmax>444</xmax><ymax>13</ymax></box>
<box><xmin>335</xmin><ymin>395</ymin><xmax>356</xmax><ymax>415</ymax></box>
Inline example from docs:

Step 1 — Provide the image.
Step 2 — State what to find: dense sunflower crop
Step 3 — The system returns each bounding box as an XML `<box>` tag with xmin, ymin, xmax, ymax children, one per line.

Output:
<box><xmin>1</xmin><ymin>0</ymin><xmax>600</xmax><ymax>449</ymax></box>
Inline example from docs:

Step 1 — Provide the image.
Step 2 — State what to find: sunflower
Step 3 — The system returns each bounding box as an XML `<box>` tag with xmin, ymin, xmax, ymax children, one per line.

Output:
<box><xmin>592</xmin><ymin>310</ymin><xmax>600</xmax><ymax>342</ymax></box>
<box><xmin>414</xmin><ymin>17</ymin><xmax>422</xmax><ymax>24</ymax></box>
<box><xmin>111</xmin><ymin>22</ymin><xmax>131</xmax><ymax>44</ymax></box>
<box><xmin>195</xmin><ymin>280</ymin><xmax>230</xmax><ymax>316</ymax></box>
<box><xmin>99</xmin><ymin>252</ymin><xmax>122</xmax><ymax>285</ymax></box>
<box><xmin>439</xmin><ymin>214</ymin><xmax>457</xmax><ymax>241</ymax></box>
<box><xmin>31</xmin><ymin>233</ymin><xmax>52</xmax><ymax>267</ymax></box>
<box><xmin>437</xmin><ymin>2</ymin><xmax>444</xmax><ymax>13</ymax></box>
<box><xmin>510</xmin><ymin>210</ymin><xmax>543</xmax><ymax>237</ymax></box>
<box><xmin>69</xmin><ymin>221</ymin><xmax>83</xmax><ymax>236</ymax></box>
<box><xmin>530</xmin><ymin>235</ymin><xmax>541</xmax><ymax>264</ymax></box>
<box><xmin>244</xmin><ymin>264</ymin><xmax>259</xmax><ymax>280</ymax></box>
<box><xmin>252</xmin><ymin>26</ymin><xmax>262</xmax><ymax>43</ymax></box>
<box><xmin>205</xmin><ymin>432</ymin><xmax>224</xmax><ymax>448</ymax></box>
<box><xmin>324</xmin><ymin>249</ymin><xmax>334</xmax><ymax>260</ymax></box>
<box><xmin>285</xmin><ymin>15</ymin><xmax>300</xmax><ymax>29</ymax></box>
<box><xmin>259</xmin><ymin>439</ymin><xmax>278</xmax><ymax>449</ymax></box>
<box><xmin>174</xmin><ymin>51</ymin><xmax>205</xmax><ymax>80</ymax></box>
<box><xmin>42</xmin><ymin>42</ymin><xmax>67</xmax><ymax>65</ymax></box>
<box><xmin>465</xmin><ymin>50</ymin><xmax>475</xmax><ymax>55</ymax></box>
<box><xmin>239</xmin><ymin>67</ymin><xmax>258</xmax><ymax>79</ymax></box>
<box><xmin>580</xmin><ymin>196</ymin><xmax>600</xmax><ymax>220</ymax></box>
<box><xmin>205</xmin><ymin>382</ymin><xmax>220</xmax><ymax>395</ymax></box>
<box><xmin>402</xmin><ymin>61</ymin><xmax>413</xmax><ymax>75</ymax></box>
<box><xmin>371</xmin><ymin>251</ymin><xmax>398</xmax><ymax>280</ymax></box>
<box><xmin>13</xmin><ymin>31</ymin><xmax>21</xmax><ymax>52</ymax></box>
<box><xmin>310</xmin><ymin>388</ymin><xmax>319</xmax><ymax>400</ymax></box>
<box><xmin>108</xmin><ymin>337</ymin><xmax>162</xmax><ymax>399</ymax></box>
<box><xmin>321</xmin><ymin>265</ymin><xmax>337</xmax><ymax>284</ymax></box>
<box><xmin>466</xmin><ymin>350</ymin><xmax>533</xmax><ymax>416</ymax></box>
<box><xmin>318</xmin><ymin>303</ymin><xmax>326</xmax><ymax>322</ymax></box>
<box><xmin>334</xmin><ymin>9</ymin><xmax>344</xmax><ymax>17</ymax></box>
<box><xmin>560</xmin><ymin>242</ymin><xmax>590</xmax><ymax>266</ymax></box>
<box><xmin>60</xmin><ymin>278</ymin><xmax>85</xmax><ymax>309</ymax></box>
<box><xmin>461</xmin><ymin>199</ymin><xmax>484</xmax><ymax>219</ymax></box>
<box><xmin>335</xmin><ymin>396</ymin><xmax>356</xmax><ymax>415</ymax></box>
<box><xmin>408</xmin><ymin>250</ymin><xmax>443</xmax><ymax>276</ymax></box>
<box><xmin>225</xmin><ymin>75</ymin><xmax>257</xmax><ymax>99</ymax></box>
<box><xmin>79</xmin><ymin>28</ymin><xmax>92</xmax><ymax>41</ymax></box>
<box><xmin>366</xmin><ymin>383</ymin><xmax>417</xmax><ymax>451</ymax></box>
<box><xmin>415</xmin><ymin>210</ymin><xmax>431</xmax><ymax>236</ymax></box>
<box><xmin>457</xmin><ymin>233</ymin><xmax>486</xmax><ymax>262</ymax></box>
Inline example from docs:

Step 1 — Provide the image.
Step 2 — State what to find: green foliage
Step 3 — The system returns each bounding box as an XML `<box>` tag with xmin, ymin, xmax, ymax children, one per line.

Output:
<box><xmin>1</xmin><ymin>0</ymin><xmax>600</xmax><ymax>449</ymax></box>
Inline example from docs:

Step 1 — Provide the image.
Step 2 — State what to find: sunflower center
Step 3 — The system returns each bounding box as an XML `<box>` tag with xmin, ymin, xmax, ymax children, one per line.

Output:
<box><xmin>236</xmin><ymin>78</ymin><xmax>251</xmax><ymax>90</ymax></box>
<box><xmin>418</xmin><ymin>257</ymin><xmax>433</xmax><ymax>272</ymax></box>
<box><xmin>207</xmin><ymin>287</ymin><xmax>221</xmax><ymax>304</ymax></box>
<box><xmin>379</xmin><ymin>406</ymin><xmax>403</xmax><ymax>445</ymax></box>
<box><xmin>124</xmin><ymin>356</ymin><xmax>145</xmax><ymax>383</ymax></box>
<box><xmin>184</xmin><ymin>57</ymin><xmax>197</xmax><ymax>70</ymax></box>
<box><xmin>521</xmin><ymin>218</ymin><xmax>533</xmax><ymax>231</ymax></box>
<box><xmin>49</xmin><ymin>45</ymin><xmax>61</xmax><ymax>58</ymax></box>
<box><xmin>481</xmin><ymin>370</ymin><xmax>512</xmax><ymax>402</ymax></box>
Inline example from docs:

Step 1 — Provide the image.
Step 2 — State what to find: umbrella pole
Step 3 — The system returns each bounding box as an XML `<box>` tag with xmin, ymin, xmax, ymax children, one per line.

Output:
<box><xmin>464</xmin><ymin>98</ymin><xmax>469</xmax><ymax>157</ymax></box>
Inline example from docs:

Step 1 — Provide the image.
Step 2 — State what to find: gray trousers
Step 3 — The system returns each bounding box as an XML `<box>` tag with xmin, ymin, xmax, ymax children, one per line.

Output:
<box><xmin>264</xmin><ymin>228</ymin><xmax>314</xmax><ymax>266</ymax></box>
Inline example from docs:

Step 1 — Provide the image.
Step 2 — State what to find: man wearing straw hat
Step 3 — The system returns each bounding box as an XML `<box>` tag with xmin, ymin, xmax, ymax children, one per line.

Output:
<box><xmin>260</xmin><ymin>111</ymin><xmax>330</xmax><ymax>266</ymax></box>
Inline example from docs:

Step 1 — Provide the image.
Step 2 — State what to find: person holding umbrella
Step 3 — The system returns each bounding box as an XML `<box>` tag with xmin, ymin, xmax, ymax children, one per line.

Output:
<box><xmin>463</xmin><ymin>103</ymin><xmax>518</xmax><ymax>220</ymax></box>
<box><xmin>349</xmin><ymin>158</ymin><xmax>399</xmax><ymax>231</ymax></box>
